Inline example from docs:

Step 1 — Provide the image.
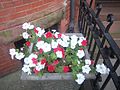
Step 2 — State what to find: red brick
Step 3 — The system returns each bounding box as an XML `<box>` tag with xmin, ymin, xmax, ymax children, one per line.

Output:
<box><xmin>15</xmin><ymin>3</ymin><xmax>32</xmax><ymax>12</ymax></box>
<box><xmin>0</xmin><ymin>25</ymin><xmax>6</xmax><ymax>31</ymax></box>
<box><xmin>2</xmin><ymin>1</ymin><xmax>14</xmax><ymax>8</ymax></box>
<box><xmin>13</xmin><ymin>0</ymin><xmax>23</xmax><ymax>6</ymax></box>
<box><xmin>0</xmin><ymin>0</ymin><xmax>12</xmax><ymax>2</ymax></box>
<box><xmin>0</xmin><ymin>7</ymin><xmax>16</xmax><ymax>17</ymax></box>
<box><xmin>31</xmin><ymin>0</ymin><xmax>43</xmax><ymax>8</ymax></box>
<box><xmin>9</xmin><ymin>11</ymin><xmax>27</xmax><ymax>20</ymax></box>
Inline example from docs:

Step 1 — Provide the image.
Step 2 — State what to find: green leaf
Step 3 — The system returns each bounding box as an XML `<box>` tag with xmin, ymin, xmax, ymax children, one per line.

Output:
<box><xmin>33</xmin><ymin>45</ymin><xmax>38</xmax><ymax>52</ymax></box>
<box><xmin>50</xmin><ymin>53</ymin><xmax>57</xmax><ymax>61</ymax></box>
<box><xmin>38</xmin><ymin>71</ymin><xmax>44</xmax><ymax>77</ymax></box>
<box><xmin>55</xmin><ymin>66</ymin><xmax>63</xmax><ymax>73</ymax></box>
<box><xmin>72</xmin><ymin>59</ymin><xmax>78</xmax><ymax>65</ymax></box>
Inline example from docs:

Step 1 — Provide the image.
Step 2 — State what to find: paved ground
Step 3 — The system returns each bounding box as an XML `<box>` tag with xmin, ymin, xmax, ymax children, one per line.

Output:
<box><xmin>0</xmin><ymin>70</ymin><xmax>80</xmax><ymax>90</ymax></box>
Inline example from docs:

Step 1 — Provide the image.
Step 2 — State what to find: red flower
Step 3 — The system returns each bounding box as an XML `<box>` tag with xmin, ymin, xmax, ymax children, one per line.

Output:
<box><xmin>34</xmin><ymin>28</ymin><xmax>38</xmax><ymax>34</ymax></box>
<box><xmin>91</xmin><ymin>60</ymin><xmax>94</xmax><ymax>65</ymax></box>
<box><xmin>33</xmin><ymin>68</ymin><xmax>39</xmax><ymax>75</ymax></box>
<box><xmin>48</xmin><ymin>65</ymin><xmax>55</xmax><ymax>72</ymax></box>
<box><xmin>25</xmin><ymin>41</ymin><xmax>31</xmax><ymax>47</ymax></box>
<box><xmin>81</xmin><ymin>40</ymin><xmax>87</xmax><ymax>46</ymax></box>
<box><xmin>38</xmin><ymin>38</ymin><xmax>41</xmax><ymax>42</ymax></box>
<box><xmin>32</xmin><ymin>58</ymin><xmax>38</xmax><ymax>64</ymax></box>
<box><xmin>39</xmin><ymin>48</ymin><xmax>43</xmax><ymax>54</ymax></box>
<box><xmin>45</xmin><ymin>31</ymin><xmax>53</xmax><ymax>38</ymax></box>
<box><xmin>58</xmin><ymin>33</ymin><xmax>62</xmax><ymax>38</ymax></box>
<box><xmin>63</xmin><ymin>66</ymin><xmax>70</xmax><ymax>73</ymax></box>
<box><xmin>41</xmin><ymin>59</ymin><xmax>46</xmax><ymax>64</ymax></box>
<box><xmin>53</xmin><ymin>60</ymin><xmax>59</xmax><ymax>65</ymax></box>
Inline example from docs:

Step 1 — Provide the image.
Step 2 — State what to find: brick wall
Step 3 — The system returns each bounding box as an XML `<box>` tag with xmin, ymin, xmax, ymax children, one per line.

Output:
<box><xmin>0</xmin><ymin>0</ymin><xmax>77</xmax><ymax>77</ymax></box>
<box><xmin>0</xmin><ymin>0</ymin><xmax>95</xmax><ymax>77</ymax></box>
<box><xmin>0</xmin><ymin>43</ymin><xmax>22</xmax><ymax>77</ymax></box>
<box><xmin>0</xmin><ymin>0</ymin><xmax>67</xmax><ymax>77</ymax></box>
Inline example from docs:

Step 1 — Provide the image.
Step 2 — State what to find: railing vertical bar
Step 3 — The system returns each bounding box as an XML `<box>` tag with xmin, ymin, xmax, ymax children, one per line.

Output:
<box><xmin>82</xmin><ymin>17</ymin><xmax>85</xmax><ymax>35</ymax></box>
<box><xmin>88</xmin><ymin>24</ymin><xmax>96</xmax><ymax>52</ymax></box>
<box><xmin>100</xmin><ymin>75</ymin><xmax>111</xmax><ymax>90</ymax></box>
<box><xmin>90</xmin><ymin>41</ymin><xmax>97</xmax><ymax>59</ymax></box>
<box><xmin>80</xmin><ymin>9</ymin><xmax>84</xmax><ymax>33</ymax></box>
<box><xmin>84</xmin><ymin>22</ymin><xmax>88</xmax><ymax>37</ymax></box>
<box><xmin>113</xmin><ymin>59</ymin><xmax>120</xmax><ymax>71</ymax></box>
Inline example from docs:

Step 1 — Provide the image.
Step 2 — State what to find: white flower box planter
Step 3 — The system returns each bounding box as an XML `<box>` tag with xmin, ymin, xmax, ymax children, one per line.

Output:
<box><xmin>21</xmin><ymin>71</ymin><xmax>95</xmax><ymax>80</ymax></box>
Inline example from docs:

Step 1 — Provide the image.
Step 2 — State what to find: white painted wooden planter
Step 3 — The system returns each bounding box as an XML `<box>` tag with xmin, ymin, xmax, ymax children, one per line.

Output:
<box><xmin>21</xmin><ymin>72</ymin><xmax>95</xmax><ymax>80</ymax></box>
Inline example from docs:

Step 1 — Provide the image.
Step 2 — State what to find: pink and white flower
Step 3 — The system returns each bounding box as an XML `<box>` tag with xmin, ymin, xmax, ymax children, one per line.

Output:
<box><xmin>35</xmin><ymin>62</ymin><xmax>45</xmax><ymax>71</ymax></box>
<box><xmin>54</xmin><ymin>47</ymin><xmax>65</xmax><ymax>58</ymax></box>
<box><xmin>35</xmin><ymin>27</ymin><xmax>45</xmax><ymax>37</ymax></box>
<box><xmin>78</xmin><ymin>37</ymin><xmax>87</xmax><ymax>46</ymax></box>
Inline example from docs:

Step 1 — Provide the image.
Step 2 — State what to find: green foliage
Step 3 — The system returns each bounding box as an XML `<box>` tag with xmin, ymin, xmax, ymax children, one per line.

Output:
<box><xmin>55</xmin><ymin>66</ymin><xmax>63</xmax><ymax>73</ymax></box>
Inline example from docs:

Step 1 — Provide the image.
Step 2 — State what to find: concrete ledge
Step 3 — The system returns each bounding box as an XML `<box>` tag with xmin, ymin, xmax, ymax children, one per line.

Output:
<box><xmin>21</xmin><ymin>72</ymin><xmax>95</xmax><ymax>80</ymax></box>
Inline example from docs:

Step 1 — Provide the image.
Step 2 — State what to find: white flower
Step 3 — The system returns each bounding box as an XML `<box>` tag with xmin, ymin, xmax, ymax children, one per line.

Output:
<box><xmin>62</xmin><ymin>34</ymin><xmax>70</xmax><ymax>41</ymax></box>
<box><xmin>22</xmin><ymin>22</ymin><xmax>30</xmax><ymax>30</ymax></box>
<box><xmin>28</xmin><ymin>24</ymin><xmax>34</xmax><ymax>29</ymax></box>
<box><xmin>22</xmin><ymin>64</ymin><xmax>31</xmax><ymax>74</ymax></box>
<box><xmin>36</xmin><ymin>41</ymin><xmax>44</xmax><ymax>50</ymax></box>
<box><xmin>85</xmin><ymin>59</ymin><xmax>91</xmax><ymax>65</ymax></box>
<box><xmin>36</xmin><ymin>62</ymin><xmax>45</xmax><ymax>71</ymax></box>
<box><xmin>15</xmin><ymin>52</ymin><xmax>25</xmax><ymax>60</ymax></box>
<box><xmin>70</xmin><ymin>44</ymin><xmax>76</xmax><ymax>49</ymax></box>
<box><xmin>62</xmin><ymin>41</ymin><xmax>69</xmax><ymax>47</ymax></box>
<box><xmin>43</xmin><ymin>43</ymin><xmax>51</xmax><ymax>52</ymax></box>
<box><xmin>28</xmin><ymin>62</ymin><xmax>36</xmax><ymax>67</ymax></box>
<box><xmin>22</xmin><ymin>32</ymin><xmax>29</xmax><ymax>39</ymax></box>
<box><xmin>24</xmin><ymin>57</ymin><xmax>30</xmax><ymax>64</ymax></box>
<box><xmin>71</xmin><ymin>35</ymin><xmax>78</xmax><ymax>41</ymax></box>
<box><xmin>54</xmin><ymin>32</ymin><xmax>60</xmax><ymax>38</ymax></box>
<box><xmin>52</xmin><ymin>29</ymin><xmax>56</xmax><ymax>33</ymax></box>
<box><xmin>75</xmin><ymin>73</ymin><xmax>85</xmax><ymax>84</ymax></box>
<box><xmin>70</xmin><ymin>40</ymin><xmax>77</xmax><ymax>49</ymax></box>
<box><xmin>82</xmin><ymin>65</ymin><xmax>91</xmax><ymax>74</ymax></box>
<box><xmin>57</xmin><ymin>39</ymin><xmax>63</xmax><ymax>45</ymax></box>
<box><xmin>56</xmin><ymin>51</ymin><xmax>62</xmax><ymax>58</ymax></box>
<box><xmin>77</xmin><ymin>49</ymin><xmax>85</xmax><ymax>59</ymax></box>
<box><xmin>51</xmin><ymin>40</ymin><xmax>58</xmax><ymax>48</ymax></box>
<box><xmin>96</xmin><ymin>64</ymin><xmax>110</xmax><ymax>74</ymax></box>
<box><xmin>36</xmin><ymin>27</ymin><xmax>45</xmax><ymax>37</ymax></box>
<box><xmin>9</xmin><ymin>48</ymin><xmax>16</xmax><ymax>59</ymax></box>
<box><xmin>29</xmin><ymin>53</ymin><xmax>38</xmax><ymax>60</ymax></box>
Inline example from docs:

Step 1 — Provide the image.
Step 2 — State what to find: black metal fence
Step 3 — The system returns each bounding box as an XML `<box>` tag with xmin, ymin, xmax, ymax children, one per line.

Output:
<box><xmin>78</xmin><ymin>0</ymin><xmax>120</xmax><ymax>90</ymax></box>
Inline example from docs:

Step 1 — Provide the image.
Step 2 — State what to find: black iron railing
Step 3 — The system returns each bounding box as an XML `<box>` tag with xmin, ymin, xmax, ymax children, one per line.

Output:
<box><xmin>78</xmin><ymin>0</ymin><xmax>120</xmax><ymax>90</ymax></box>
